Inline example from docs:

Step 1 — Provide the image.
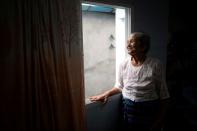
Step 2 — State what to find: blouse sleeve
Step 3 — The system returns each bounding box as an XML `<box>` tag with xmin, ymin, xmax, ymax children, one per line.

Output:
<box><xmin>155</xmin><ymin>61</ymin><xmax>170</xmax><ymax>100</ymax></box>
<box><xmin>114</xmin><ymin>63</ymin><xmax>124</xmax><ymax>90</ymax></box>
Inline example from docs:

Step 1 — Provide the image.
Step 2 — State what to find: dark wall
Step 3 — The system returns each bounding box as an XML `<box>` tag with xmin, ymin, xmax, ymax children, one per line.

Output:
<box><xmin>132</xmin><ymin>0</ymin><xmax>169</xmax><ymax>64</ymax></box>
<box><xmin>169</xmin><ymin>0</ymin><xmax>197</xmax><ymax>32</ymax></box>
<box><xmin>86</xmin><ymin>93</ymin><xmax>122</xmax><ymax>131</ymax></box>
<box><xmin>166</xmin><ymin>0</ymin><xmax>197</xmax><ymax>130</ymax></box>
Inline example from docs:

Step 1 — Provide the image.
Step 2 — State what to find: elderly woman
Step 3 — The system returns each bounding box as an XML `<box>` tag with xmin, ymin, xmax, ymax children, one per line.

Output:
<box><xmin>89</xmin><ymin>32</ymin><xmax>170</xmax><ymax>131</ymax></box>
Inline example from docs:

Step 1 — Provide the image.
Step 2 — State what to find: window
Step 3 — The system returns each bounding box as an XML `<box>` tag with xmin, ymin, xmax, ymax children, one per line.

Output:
<box><xmin>82</xmin><ymin>2</ymin><xmax>131</xmax><ymax>104</ymax></box>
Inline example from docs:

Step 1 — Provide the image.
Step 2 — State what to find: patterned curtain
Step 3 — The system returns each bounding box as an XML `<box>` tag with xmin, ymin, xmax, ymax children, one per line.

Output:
<box><xmin>0</xmin><ymin>0</ymin><xmax>85</xmax><ymax>131</ymax></box>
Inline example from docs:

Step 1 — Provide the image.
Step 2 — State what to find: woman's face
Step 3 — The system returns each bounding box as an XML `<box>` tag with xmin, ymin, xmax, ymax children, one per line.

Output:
<box><xmin>127</xmin><ymin>35</ymin><xmax>144</xmax><ymax>56</ymax></box>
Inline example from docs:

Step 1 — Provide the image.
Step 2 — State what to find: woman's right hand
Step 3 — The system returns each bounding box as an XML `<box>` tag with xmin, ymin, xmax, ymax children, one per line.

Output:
<box><xmin>89</xmin><ymin>93</ymin><xmax>108</xmax><ymax>103</ymax></box>
<box><xmin>89</xmin><ymin>88</ymin><xmax>121</xmax><ymax>103</ymax></box>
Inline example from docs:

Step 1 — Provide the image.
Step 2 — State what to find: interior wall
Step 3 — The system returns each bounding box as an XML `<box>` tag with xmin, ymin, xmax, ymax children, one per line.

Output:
<box><xmin>132</xmin><ymin>0</ymin><xmax>169</xmax><ymax>64</ymax></box>
<box><xmin>166</xmin><ymin>0</ymin><xmax>197</xmax><ymax>130</ymax></box>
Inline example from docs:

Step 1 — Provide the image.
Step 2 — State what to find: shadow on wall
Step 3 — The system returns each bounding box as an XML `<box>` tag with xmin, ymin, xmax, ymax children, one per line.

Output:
<box><xmin>166</xmin><ymin>30</ymin><xmax>197</xmax><ymax>131</ymax></box>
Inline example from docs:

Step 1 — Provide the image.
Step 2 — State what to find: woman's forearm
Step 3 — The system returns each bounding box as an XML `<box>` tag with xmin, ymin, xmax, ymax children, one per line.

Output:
<box><xmin>103</xmin><ymin>87</ymin><xmax>122</xmax><ymax>97</ymax></box>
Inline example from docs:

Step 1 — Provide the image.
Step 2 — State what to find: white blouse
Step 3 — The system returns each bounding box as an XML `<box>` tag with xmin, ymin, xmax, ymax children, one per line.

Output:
<box><xmin>115</xmin><ymin>56</ymin><xmax>170</xmax><ymax>102</ymax></box>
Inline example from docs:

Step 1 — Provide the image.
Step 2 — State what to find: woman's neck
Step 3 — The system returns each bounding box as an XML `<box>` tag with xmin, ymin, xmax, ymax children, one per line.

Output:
<box><xmin>131</xmin><ymin>55</ymin><xmax>146</xmax><ymax>66</ymax></box>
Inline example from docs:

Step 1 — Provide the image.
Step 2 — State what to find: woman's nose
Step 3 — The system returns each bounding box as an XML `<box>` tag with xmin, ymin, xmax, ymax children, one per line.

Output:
<box><xmin>127</xmin><ymin>43</ymin><xmax>133</xmax><ymax>48</ymax></box>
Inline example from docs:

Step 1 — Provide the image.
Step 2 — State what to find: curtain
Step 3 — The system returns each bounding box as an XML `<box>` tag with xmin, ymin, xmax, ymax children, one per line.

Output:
<box><xmin>0</xmin><ymin>0</ymin><xmax>85</xmax><ymax>131</ymax></box>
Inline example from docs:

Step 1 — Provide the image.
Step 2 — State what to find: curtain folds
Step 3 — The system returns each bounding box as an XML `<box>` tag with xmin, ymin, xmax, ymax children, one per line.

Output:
<box><xmin>0</xmin><ymin>0</ymin><xmax>85</xmax><ymax>131</ymax></box>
